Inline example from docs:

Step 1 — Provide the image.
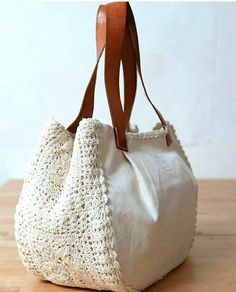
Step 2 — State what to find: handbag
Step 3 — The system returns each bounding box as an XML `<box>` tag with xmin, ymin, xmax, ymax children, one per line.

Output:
<box><xmin>15</xmin><ymin>2</ymin><xmax>198</xmax><ymax>291</ymax></box>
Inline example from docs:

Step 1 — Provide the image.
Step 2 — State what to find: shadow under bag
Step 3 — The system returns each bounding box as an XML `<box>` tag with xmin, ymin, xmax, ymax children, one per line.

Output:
<box><xmin>15</xmin><ymin>2</ymin><xmax>198</xmax><ymax>291</ymax></box>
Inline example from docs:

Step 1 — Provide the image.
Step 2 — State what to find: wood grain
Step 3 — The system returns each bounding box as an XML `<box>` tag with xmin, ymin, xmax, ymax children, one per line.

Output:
<box><xmin>0</xmin><ymin>180</ymin><xmax>236</xmax><ymax>292</ymax></box>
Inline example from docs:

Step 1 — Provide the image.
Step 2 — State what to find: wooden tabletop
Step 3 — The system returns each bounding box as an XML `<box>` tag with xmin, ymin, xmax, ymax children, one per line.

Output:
<box><xmin>0</xmin><ymin>180</ymin><xmax>236</xmax><ymax>292</ymax></box>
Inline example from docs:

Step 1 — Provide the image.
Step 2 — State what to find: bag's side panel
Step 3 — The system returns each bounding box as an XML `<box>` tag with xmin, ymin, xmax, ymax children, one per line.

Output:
<box><xmin>15</xmin><ymin>118</ymin><xmax>135</xmax><ymax>292</ymax></box>
<box><xmin>53</xmin><ymin>118</ymin><xmax>133</xmax><ymax>291</ymax></box>
<box><xmin>100</xmin><ymin>124</ymin><xmax>198</xmax><ymax>291</ymax></box>
<box><xmin>15</xmin><ymin>119</ymin><xmax>74</xmax><ymax>279</ymax></box>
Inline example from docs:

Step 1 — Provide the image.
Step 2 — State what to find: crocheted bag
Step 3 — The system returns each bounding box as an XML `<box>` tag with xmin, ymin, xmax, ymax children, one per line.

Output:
<box><xmin>15</xmin><ymin>2</ymin><xmax>198</xmax><ymax>291</ymax></box>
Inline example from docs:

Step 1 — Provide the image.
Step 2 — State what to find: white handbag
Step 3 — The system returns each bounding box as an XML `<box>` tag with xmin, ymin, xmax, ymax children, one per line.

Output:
<box><xmin>15</xmin><ymin>2</ymin><xmax>198</xmax><ymax>291</ymax></box>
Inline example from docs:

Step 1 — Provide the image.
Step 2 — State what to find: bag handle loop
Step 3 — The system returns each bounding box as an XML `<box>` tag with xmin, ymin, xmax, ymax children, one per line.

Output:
<box><xmin>104</xmin><ymin>2</ymin><xmax>172</xmax><ymax>149</ymax></box>
<box><xmin>68</xmin><ymin>2</ymin><xmax>172</xmax><ymax>150</ymax></box>
<box><xmin>96</xmin><ymin>5</ymin><xmax>137</xmax><ymax>129</ymax></box>
<box><xmin>127</xmin><ymin>4</ymin><xmax>172</xmax><ymax>145</ymax></box>
<box><xmin>104</xmin><ymin>2</ymin><xmax>129</xmax><ymax>150</ymax></box>
<box><xmin>67</xmin><ymin>4</ymin><xmax>137</xmax><ymax>134</ymax></box>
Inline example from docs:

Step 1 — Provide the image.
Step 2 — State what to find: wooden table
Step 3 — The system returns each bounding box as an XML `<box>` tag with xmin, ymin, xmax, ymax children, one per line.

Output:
<box><xmin>0</xmin><ymin>180</ymin><xmax>236</xmax><ymax>292</ymax></box>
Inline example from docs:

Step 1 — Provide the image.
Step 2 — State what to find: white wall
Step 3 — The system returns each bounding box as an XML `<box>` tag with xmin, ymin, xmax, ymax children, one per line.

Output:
<box><xmin>0</xmin><ymin>2</ymin><xmax>236</xmax><ymax>183</ymax></box>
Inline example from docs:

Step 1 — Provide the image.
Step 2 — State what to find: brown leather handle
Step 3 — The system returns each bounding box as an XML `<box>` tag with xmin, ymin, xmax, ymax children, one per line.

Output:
<box><xmin>67</xmin><ymin>4</ymin><xmax>137</xmax><ymax>134</ymax></box>
<box><xmin>68</xmin><ymin>2</ymin><xmax>172</xmax><ymax>150</ymax></box>
<box><xmin>96</xmin><ymin>5</ymin><xmax>137</xmax><ymax>128</ymax></box>
<box><xmin>97</xmin><ymin>3</ymin><xmax>171</xmax><ymax>138</ymax></box>
<box><xmin>126</xmin><ymin>3</ymin><xmax>172</xmax><ymax>145</ymax></box>
<box><xmin>104</xmin><ymin>2</ymin><xmax>172</xmax><ymax>148</ymax></box>
<box><xmin>105</xmin><ymin>2</ymin><xmax>129</xmax><ymax>150</ymax></box>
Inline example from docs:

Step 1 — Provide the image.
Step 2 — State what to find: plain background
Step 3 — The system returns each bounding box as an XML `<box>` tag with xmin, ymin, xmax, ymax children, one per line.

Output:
<box><xmin>0</xmin><ymin>1</ymin><xmax>236</xmax><ymax>183</ymax></box>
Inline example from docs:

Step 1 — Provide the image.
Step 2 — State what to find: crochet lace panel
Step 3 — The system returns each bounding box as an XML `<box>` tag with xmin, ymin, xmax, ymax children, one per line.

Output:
<box><xmin>14</xmin><ymin>118</ymin><xmax>134</xmax><ymax>291</ymax></box>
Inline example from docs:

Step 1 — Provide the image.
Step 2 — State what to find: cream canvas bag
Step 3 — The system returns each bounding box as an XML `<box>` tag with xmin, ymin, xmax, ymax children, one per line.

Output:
<box><xmin>15</xmin><ymin>2</ymin><xmax>198</xmax><ymax>291</ymax></box>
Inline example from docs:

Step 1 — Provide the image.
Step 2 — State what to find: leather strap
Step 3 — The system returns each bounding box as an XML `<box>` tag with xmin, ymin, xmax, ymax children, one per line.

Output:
<box><xmin>104</xmin><ymin>2</ymin><xmax>172</xmax><ymax>148</ymax></box>
<box><xmin>105</xmin><ymin>2</ymin><xmax>128</xmax><ymax>150</ymax></box>
<box><xmin>126</xmin><ymin>4</ymin><xmax>172</xmax><ymax>145</ymax></box>
<box><xmin>97</xmin><ymin>3</ymin><xmax>169</xmax><ymax>135</ymax></box>
<box><xmin>67</xmin><ymin>4</ymin><xmax>137</xmax><ymax>133</ymax></box>
<box><xmin>97</xmin><ymin>5</ymin><xmax>137</xmax><ymax>128</ymax></box>
<box><xmin>68</xmin><ymin>2</ymin><xmax>172</xmax><ymax>149</ymax></box>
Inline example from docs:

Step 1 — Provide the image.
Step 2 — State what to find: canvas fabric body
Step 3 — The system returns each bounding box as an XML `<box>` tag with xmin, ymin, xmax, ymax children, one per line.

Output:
<box><xmin>15</xmin><ymin>118</ymin><xmax>198</xmax><ymax>291</ymax></box>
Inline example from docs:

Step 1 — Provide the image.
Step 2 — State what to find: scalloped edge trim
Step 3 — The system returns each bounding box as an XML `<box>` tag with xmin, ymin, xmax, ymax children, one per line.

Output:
<box><xmin>96</xmin><ymin>120</ymin><xmax>138</xmax><ymax>292</ymax></box>
<box><xmin>167</xmin><ymin>123</ymin><xmax>192</xmax><ymax>170</ymax></box>
<box><xmin>166</xmin><ymin>123</ymin><xmax>198</xmax><ymax>248</ymax></box>
<box><xmin>48</xmin><ymin>117</ymin><xmax>168</xmax><ymax>140</ymax></box>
